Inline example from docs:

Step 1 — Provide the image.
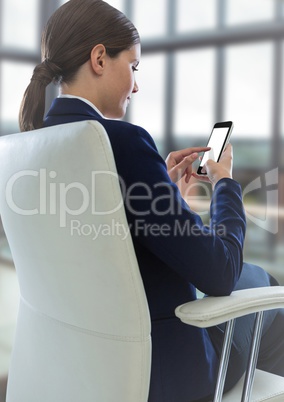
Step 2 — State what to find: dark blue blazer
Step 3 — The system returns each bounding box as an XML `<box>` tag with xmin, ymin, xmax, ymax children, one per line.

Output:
<box><xmin>44</xmin><ymin>98</ymin><xmax>246</xmax><ymax>402</ymax></box>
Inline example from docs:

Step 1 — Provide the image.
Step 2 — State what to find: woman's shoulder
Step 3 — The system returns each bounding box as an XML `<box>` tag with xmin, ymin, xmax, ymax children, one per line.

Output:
<box><xmin>96</xmin><ymin>118</ymin><xmax>149</xmax><ymax>139</ymax></box>
<box><xmin>99</xmin><ymin>118</ymin><xmax>157</xmax><ymax>150</ymax></box>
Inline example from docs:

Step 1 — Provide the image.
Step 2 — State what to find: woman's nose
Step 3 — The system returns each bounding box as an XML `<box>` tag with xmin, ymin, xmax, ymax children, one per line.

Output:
<box><xmin>132</xmin><ymin>80</ymin><xmax>139</xmax><ymax>93</ymax></box>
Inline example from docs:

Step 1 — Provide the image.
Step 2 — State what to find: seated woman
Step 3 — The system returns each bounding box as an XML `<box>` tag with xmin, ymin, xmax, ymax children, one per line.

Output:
<box><xmin>19</xmin><ymin>1</ymin><xmax>284</xmax><ymax>401</ymax></box>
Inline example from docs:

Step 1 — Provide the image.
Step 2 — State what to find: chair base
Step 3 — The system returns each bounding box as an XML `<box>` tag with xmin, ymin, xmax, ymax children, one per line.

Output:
<box><xmin>222</xmin><ymin>369</ymin><xmax>284</xmax><ymax>401</ymax></box>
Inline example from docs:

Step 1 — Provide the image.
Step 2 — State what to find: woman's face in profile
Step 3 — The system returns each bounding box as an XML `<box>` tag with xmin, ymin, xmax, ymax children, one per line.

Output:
<box><xmin>101</xmin><ymin>43</ymin><xmax>141</xmax><ymax>119</ymax></box>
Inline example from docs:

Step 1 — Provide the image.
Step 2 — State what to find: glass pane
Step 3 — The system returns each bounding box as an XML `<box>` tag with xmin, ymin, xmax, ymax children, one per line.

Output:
<box><xmin>224</xmin><ymin>43</ymin><xmax>273</xmax><ymax>170</ymax></box>
<box><xmin>107</xmin><ymin>0</ymin><xmax>124</xmax><ymax>12</ymax></box>
<box><xmin>60</xmin><ymin>0</ymin><xmax>124</xmax><ymax>11</ymax></box>
<box><xmin>173</xmin><ymin>49</ymin><xmax>215</xmax><ymax>137</ymax></box>
<box><xmin>176</xmin><ymin>0</ymin><xmax>216</xmax><ymax>33</ymax></box>
<box><xmin>2</xmin><ymin>0</ymin><xmax>39</xmax><ymax>51</ymax></box>
<box><xmin>281</xmin><ymin>42</ymin><xmax>284</xmax><ymax>167</ymax></box>
<box><xmin>224</xmin><ymin>43</ymin><xmax>273</xmax><ymax>139</ymax></box>
<box><xmin>226</xmin><ymin>0</ymin><xmax>274</xmax><ymax>25</ymax></box>
<box><xmin>0</xmin><ymin>62</ymin><xmax>35</xmax><ymax>133</ymax></box>
<box><xmin>282</xmin><ymin>42</ymin><xmax>284</xmax><ymax>140</ymax></box>
<box><xmin>129</xmin><ymin>53</ymin><xmax>166</xmax><ymax>142</ymax></box>
<box><xmin>133</xmin><ymin>0</ymin><xmax>167</xmax><ymax>38</ymax></box>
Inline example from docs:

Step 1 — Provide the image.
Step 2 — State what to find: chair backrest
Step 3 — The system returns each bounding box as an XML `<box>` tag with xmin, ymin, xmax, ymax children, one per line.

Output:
<box><xmin>0</xmin><ymin>121</ymin><xmax>151</xmax><ymax>402</ymax></box>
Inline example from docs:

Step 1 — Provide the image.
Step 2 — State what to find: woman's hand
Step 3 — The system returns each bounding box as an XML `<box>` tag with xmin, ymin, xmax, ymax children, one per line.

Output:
<box><xmin>192</xmin><ymin>143</ymin><xmax>233</xmax><ymax>188</ymax></box>
<box><xmin>166</xmin><ymin>147</ymin><xmax>210</xmax><ymax>183</ymax></box>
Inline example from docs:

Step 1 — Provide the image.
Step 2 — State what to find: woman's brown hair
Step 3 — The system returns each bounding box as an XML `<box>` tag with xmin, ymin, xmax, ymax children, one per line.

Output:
<box><xmin>19</xmin><ymin>0</ymin><xmax>140</xmax><ymax>132</ymax></box>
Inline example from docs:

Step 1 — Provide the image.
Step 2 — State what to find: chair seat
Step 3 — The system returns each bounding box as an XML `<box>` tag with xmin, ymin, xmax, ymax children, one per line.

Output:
<box><xmin>222</xmin><ymin>369</ymin><xmax>284</xmax><ymax>401</ymax></box>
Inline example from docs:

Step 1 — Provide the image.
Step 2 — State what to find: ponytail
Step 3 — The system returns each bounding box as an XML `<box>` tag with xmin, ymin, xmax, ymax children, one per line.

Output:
<box><xmin>19</xmin><ymin>60</ymin><xmax>62</xmax><ymax>132</ymax></box>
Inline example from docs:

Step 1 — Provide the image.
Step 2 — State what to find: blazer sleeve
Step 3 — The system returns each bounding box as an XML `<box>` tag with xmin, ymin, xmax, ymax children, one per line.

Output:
<box><xmin>105</xmin><ymin>120</ymin><xmax>246</xmax><ymax>297</ymax></box>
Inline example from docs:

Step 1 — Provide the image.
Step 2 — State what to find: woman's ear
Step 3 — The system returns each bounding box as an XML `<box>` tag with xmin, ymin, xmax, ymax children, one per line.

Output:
<box><xmin>90</xmin><ymin>44</ymin><xmax>107</xmax><ymax>75</ymax></box>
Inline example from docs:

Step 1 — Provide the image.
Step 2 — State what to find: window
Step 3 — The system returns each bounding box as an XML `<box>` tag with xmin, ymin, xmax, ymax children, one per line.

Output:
<box><xmin>129</xmin><ymin>0</ymin><xmax>284</xmax><ymax>283</ymax></box>
<box><xmin>0</xmin><ymin>61</ymin><xmax>35</xmax><ymax>133</ymax></box>
<box><xmin>133</xmin><ymin>0</ymin><xmax>168</xmax><ymax>38</ymax></box>
<box><xmin>176</xmin><ymin>0</ymin><xmax>216</xmax><ymax>33</ymax></box>
<box><xmin>224</xmin><ymin>42</ymin><xmax>274</xmax><ymax>168</ymax></box>
<box><xmin>130</xmin><ymin>53</ymin><xmax>166</xmax><ymax>142</ymax></box>
<box><xmin>226</xmin><ymin>0</ymin><xmax>274</xmax><ymax>25</ymax></box>
<box><xmin>0</xmin><ymin>0</ymin><xmax>42</xmax><ymax>134</ymax></box>
<box><xmin>174</xmin><ymin>48</ymin><xmax>215</xmax><ymax>137</ymax></box>
<box><xmin>2</xmin><ymin>0</ymin><xmax>39</xmax><ymax>51</ymax></box>
<box><xmin>0</xmin><ymin>0</ymin><xmax>283</xmax><ymax>283</ymax></box>
<box><xmin>224</xmin><ymin>43</ymin><xmax>273</xmax><ymax>139</ymax></box>
<box><xmin>61</xmin><ymin>0</ymin><xmax>124</xmax><ymax>10</ymax></box>
<box><xmin>281</xmin><ymin>42</ymin><xmax>284</xmax><ymax>167</ymax></box>
<box><xmin>107</xmin><ymin>0</ymin><xmax>124</xmax><ymax>11</ymax></box>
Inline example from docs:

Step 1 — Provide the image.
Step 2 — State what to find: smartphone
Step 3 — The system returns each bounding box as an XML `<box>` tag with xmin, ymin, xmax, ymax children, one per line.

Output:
<box><xmin>197</xmin><ymin>121</ymin><xmax>234</xmax><ymax>175</ymax></box>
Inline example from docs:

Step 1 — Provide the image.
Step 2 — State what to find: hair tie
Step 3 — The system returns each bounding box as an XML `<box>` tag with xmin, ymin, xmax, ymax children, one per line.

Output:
<box><xmin>30</xmin><ymin>59</ymin><xmax>62</xmax><ymax>86</ymax></box>
<box><xmin>43</xmin><ymin>59</ymin><xmax>62</xmax><ymax>78</ymax></box>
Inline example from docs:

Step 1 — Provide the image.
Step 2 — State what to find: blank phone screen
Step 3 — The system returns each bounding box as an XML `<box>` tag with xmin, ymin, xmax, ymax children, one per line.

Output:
<box><xmin>199</xmin><ymin>126</ymin><xmax>229</xmax><ymax>167</ymax></box>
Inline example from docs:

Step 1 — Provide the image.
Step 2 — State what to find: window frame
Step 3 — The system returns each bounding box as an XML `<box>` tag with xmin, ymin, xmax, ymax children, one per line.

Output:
<box><xmin>0</xmin><ymin>0</ymin><xmax>283</xmax><ymax>168</ymax></box>
<box><xmin>125</xmin><ymin>0</ymin><xmax>284</xmax><ymax>171</ymax></box>
<box><xmin>0</xmin><ymin>0</ymin><xmax>60</xmax><ymax>135</ymax></box>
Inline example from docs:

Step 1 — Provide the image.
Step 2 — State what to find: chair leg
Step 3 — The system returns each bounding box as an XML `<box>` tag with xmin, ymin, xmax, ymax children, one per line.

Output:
<box><xmin>241</xmin><ymin>311</ymin><xmax>264</xmax><ymax>402</ymax></box>
<box><xmin>213</xmin><ymin>319</ymin><xmax>236</xmax><ymax>402</ymax></box>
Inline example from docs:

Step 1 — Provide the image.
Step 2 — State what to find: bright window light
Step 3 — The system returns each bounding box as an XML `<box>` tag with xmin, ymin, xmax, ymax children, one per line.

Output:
<box><xmin>224</xmin><ymin>43</ymin><xmax>273</xmax><ymax>138</ymax></box>
<box><xmin>176</xmin><ymin>0</ymin><xmax>216</xmax><ymax>33</ymax></box>
<box><xmin>1</xmin><ymin>62</ymin><xmax>35</xmax><ymax>129</ymax></box>
<box><xmin>174</xmin><ymin>49</ymin><xmax>215</xmax><ymax>137</ymax></box>
<box><xmin>226</xmin><ymin>0</ymin><xmax>274</xmax><ymax>25</ymax></box>
<box><xmin>2</xmin><ymin>0</ymin><xmax>39</xmax><ymax>51</ymax></box>
<box><xmin>130</xmin><ymin>53</ymin><xmax>166</xmax><ymax>140</ymax></box>
<box><xmin>133</xmin><ymin>0</ymin><xmax>168</xmax><ymax>38</ymax></box>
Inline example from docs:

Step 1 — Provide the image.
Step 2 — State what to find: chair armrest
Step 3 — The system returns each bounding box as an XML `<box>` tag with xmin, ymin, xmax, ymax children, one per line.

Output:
<box><xmin>175</xmin><ymin>286</ymin><xmax>284</xmax><ymax>328</ymax></box>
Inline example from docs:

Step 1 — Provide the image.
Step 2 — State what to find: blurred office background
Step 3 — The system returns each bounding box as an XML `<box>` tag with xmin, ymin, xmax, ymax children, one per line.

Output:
<box><xmin>1</xmin><ymin>0</ymin><xmax>284</xmax><ymax>278</ymax></box>
<box><xmin>0</xmin><ymin>0</ymin><xmax>284</xmax><ymax>399</ymax></box>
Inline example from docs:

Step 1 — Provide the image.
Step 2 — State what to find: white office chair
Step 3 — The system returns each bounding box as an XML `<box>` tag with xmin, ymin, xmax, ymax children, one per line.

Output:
<box><xmin>176</xmin><ymin>287</ymin><xmax>284</xmax><ymax>402</ymax></box>
<box><xmin>0</xmin><ymin>120</ymin><xmax>283</xmax><ymax>401</ymax></box>
<box><xmin>0</xmin><ymin>121</ymin><xmax>151</xmax><ymax>402</ymax></box>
